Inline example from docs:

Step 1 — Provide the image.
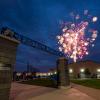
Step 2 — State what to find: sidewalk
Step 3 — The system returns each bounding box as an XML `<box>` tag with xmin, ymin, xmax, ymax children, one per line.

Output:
<box><xmin>10</xmin><ymin>82</ymin><xmax>56</xmax><ymax>100</ymax></box>
<box><xmin>10</xmin><ymin>82</ymin><xmax>97</xmax><ymax>100</ymax></box>
<box><xmin>71</xmin><ymin>83</ymin><xmax>100</xmax><ymax>100</ymax></box>
<box><xmin>30</xmin><ymin>87</ymin><xmax>95</xmax><ymax>100</ymax></box>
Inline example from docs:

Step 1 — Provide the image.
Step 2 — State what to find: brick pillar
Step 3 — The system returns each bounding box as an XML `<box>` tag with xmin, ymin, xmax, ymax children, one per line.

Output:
<box><xmin>57</xmin><ymin>57</ymin><xmax>70</xmax><ymax>88</ymax></box>
<box><xmin>0</xmin><ymin>35</ymin><xmax>19</xmax><ymax>100</ymax></box>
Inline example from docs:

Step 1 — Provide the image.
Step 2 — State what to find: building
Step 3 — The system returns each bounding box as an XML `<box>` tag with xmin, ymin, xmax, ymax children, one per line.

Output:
<box><xmin>47</xmin><ymin>60</ymin><xmax>100</xmax><ymax>79</ymax></box>
<box><xmin>69</xmin><ymin>60</ymin><xmax>100</xmax><ymax>79</ymax></box>
<box><xmin>14</xmin><ymin>60</ymin><xmax>100</xmax><ymax>80</ymax></box>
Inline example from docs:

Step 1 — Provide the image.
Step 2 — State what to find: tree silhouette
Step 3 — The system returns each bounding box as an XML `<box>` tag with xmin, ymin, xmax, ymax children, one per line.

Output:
<box><xmin>84</xmin><ymin>68</ymin><xmax>91</xmax><ymax>78</ymax></box>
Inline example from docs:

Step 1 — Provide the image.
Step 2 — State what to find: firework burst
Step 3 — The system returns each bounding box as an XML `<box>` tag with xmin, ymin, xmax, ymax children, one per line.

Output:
<box><xmin>57</xmin><ymin>10</ymin><xmax>98</xmax><ymax>62</ymax></box>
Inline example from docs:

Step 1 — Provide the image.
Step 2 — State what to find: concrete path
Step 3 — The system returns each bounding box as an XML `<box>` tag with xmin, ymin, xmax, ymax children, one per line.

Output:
<box><xmin>30</xmin><ymin>87</ymin><xmax>95</xmax><ymax>100</ymax></box>
<box><xmin>10</xmin><ymin>82</ymin><xmax>56</xmax><ymax>100</ymax></box>
<box><xmin>71</xmin><ymin>83</ymin><xmax>100</xmax><ymax>100</ymax></box>
<box><xmin>10</xmin><ymin>82</ymin><xmax>96</xmax><ymax>100</ymax></box>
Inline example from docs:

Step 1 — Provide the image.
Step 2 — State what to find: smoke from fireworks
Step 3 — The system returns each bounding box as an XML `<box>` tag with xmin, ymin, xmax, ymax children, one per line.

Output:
<box><xmin>57</xmin><ymin>10</ymin><xmax>98</xmax><ymax>62</ymax></box>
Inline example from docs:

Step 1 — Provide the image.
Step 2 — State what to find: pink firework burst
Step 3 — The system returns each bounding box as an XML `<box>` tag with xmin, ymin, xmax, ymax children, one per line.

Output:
<box><xmin>57</xmin><ymin>10</ymin><xmax>98</xmax><ymax>62</ymax></box>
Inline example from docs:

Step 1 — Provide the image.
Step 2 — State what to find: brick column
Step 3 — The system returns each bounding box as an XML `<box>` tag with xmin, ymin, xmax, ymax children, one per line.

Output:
<box><xmin>0</xmin><ymin>35</ymin><xmax>19</xmax><ymax>100</ymax></box>
<box><xmin>57</xmin><ymin>57</ymin><xmax>70</xmax><ymax>89</ymax></box>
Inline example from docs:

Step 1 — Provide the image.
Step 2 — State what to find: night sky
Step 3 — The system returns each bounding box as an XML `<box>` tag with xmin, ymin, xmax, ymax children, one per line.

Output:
<box><xmin>0</xmin><ymin>0</ymin><xmax>100</xmax><ymax>72</ymax></box>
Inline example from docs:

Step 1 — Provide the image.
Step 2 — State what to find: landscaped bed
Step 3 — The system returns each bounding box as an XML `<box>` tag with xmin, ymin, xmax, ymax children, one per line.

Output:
<box><xmin>19</xmin><ymin>78</ymin><xmax>57</xmax><ymax>88</ymax></box>
<box><xmin>71</xmin><ymin>79</ymin><xmax>100</xmax><ymax>89</ymax></box>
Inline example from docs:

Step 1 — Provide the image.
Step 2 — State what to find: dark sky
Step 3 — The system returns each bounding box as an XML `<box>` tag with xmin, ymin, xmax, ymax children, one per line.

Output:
<box><xmin>0</xmin><ymin>0</ymin><xmax>100</xmax><ymax>72</ymax></box>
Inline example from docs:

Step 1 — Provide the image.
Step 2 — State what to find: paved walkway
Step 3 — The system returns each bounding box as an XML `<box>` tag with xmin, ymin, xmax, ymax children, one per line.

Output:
<box><xmin>10</xmin><ymin>82</ymin><xmax>97</xmax><ymax>100</ymax></box>
<box><xmin>30</xmin><ymin>87</ymin><xmax>95</xmax><ymax>100</ymax></box>
<box><xmin>10</xmin><ymin>82</ymin><xmax>56</xmax><ymax>100</ymax></box>
<box><xmin>71</xmin><ymin>83</ymin><xmax>100</xmax><ymax>100</ymax></box>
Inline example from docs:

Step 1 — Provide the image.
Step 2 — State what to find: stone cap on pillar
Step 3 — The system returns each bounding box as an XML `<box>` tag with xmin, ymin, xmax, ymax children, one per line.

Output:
<box><xmin>57</xmin><ymin>57</ymin><xmax>68</xmax><ymax>63</ymax></box>
<box><xmin>0</xmin><ymin>34</ymin><xmax>20</xmax><ymax>44</ymax></box>
<box><xmin>0</xmin><ymin>34</ymin><xmax>20</xmax><ymax>64</ymax></box>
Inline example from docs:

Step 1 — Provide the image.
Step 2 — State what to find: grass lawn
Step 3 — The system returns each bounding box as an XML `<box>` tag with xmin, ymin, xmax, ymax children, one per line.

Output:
<box><xmin>71</xmin><ymin>79</ymin><xmax>100</xmax><ymax>89</ymax></box>
<box><xmin>19</xmin><ymin>78</ymin><xmax>57</xmax><ymax>88</ymax></box>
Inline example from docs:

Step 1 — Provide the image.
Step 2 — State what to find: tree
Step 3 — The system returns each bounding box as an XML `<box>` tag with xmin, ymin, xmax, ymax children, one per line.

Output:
<box><xmin>84</xmin><ymin>68</ymin><xmax>91</xmax><ymax>78</ymax></box>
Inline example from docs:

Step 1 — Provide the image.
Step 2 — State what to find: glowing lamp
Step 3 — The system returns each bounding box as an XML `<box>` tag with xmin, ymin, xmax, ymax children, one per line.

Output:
<box><xmin>80</xmin><ymin>68</ymin><xmax>85</xmax><ymax>73</ymax></box>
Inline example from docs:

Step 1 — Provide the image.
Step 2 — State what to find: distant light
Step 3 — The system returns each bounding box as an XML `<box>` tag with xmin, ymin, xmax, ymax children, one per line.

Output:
<box><xmin>39</xmin><ymin>73</ymin><xmax>43</xmax><ymax>76</ymax></box>
<box><xmin>50</xmin><ymin>73</ymin><xmax>53</xmax><ymax>75</ymax></box>
<box><xmin>92</xmin><ymin>17</ymin><xmax>98</xmax><ymax>22</ymax></box>
<box><xmin>54</xmin><ymin>72</ymin><xmax>57</xmax><ymax>74</ymax></box>
<box><xmin>16</xmin><ymin>73</ymin><xmax>21</xmax><ymax>76</ymax></box>
<box><xmin>42</xmin><ymin>73</ymin><xmax>47</xmax><ymax>76</ymax></box>
<box><xmin>97</xmin><ymin>69</ymin><xmax>100</xmax><ymax>72</ymax></box>
<box><xmin>48</xmin><ymin>73</ymin><xmax>51</xmax><ymax>76</ymax></box>
<box><xmin>36</xmin><ymin>73</ymin><xmax>39</xmax><ymax>76</ymax></box>
<box><xmin>69</xmin><ymin>69</ymin><xmax>73</xmax><ymax>73</ymax></box>
<box><xmin>80</xmin><ymin>68</ymin><xmax>85</xmax><ymax>73</ymax></box>
<box><xmin>27</xmin><ymin>73</ymin><xmax>31</xmax><ymax>75</ymax></box>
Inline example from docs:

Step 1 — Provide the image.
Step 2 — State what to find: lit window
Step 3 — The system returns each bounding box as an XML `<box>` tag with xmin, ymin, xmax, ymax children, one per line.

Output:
<box><xmin>80</xmin><ymin>68</ymin><xmax>85</xmax><ymax>73</ymax></box>
<box><xmin>97</xmin><ymin>69</ymin><xmax>100</xmax><ymax>72</ymax></box>
<box><xmin>69</xmin><ymin>69</ymin><xmax>73</xmax><ymax>73</ymax></box>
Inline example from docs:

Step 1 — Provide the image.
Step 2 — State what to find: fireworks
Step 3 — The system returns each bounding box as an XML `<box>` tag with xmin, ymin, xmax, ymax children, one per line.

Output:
<box><xmin>57</xmin><ymin>10</ymin><xmax>98</xmax><ymax>62</ymax></box>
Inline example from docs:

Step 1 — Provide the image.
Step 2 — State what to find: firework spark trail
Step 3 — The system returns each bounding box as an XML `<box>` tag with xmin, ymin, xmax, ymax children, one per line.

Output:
<box><xmin>57</xmin><ymin>11</ymin><xmax>98</xmax><ymax>62</ymax></box>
